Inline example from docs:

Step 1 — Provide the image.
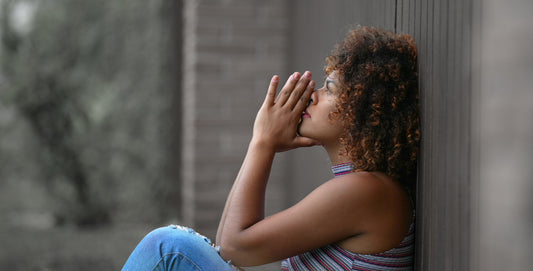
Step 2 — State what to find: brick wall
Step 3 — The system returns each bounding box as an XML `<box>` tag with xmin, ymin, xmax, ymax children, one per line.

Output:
<box><xmin>181</xmin><ymin>0</ymin><xmax>290</xmax><ymax>239</ymax></box>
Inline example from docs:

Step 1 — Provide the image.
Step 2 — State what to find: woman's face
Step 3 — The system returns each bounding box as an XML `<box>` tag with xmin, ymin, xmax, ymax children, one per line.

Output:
<box><xmin>298</xmin><ymin>72</ymin><xmax>344</xmax><ymax>145</ymax></box>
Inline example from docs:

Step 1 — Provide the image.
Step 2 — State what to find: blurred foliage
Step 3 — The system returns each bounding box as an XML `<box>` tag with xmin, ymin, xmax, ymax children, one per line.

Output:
<box><xmin>0</xmin><ymin>0</ymin><xmax>180</xmax><ymax>226</ymax></box>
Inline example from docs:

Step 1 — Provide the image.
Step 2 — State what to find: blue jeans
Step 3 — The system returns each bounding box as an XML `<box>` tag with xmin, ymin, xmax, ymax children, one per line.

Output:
<box><xmin>122</xmin><ymin>225</ymin><xmax>235</xmax><ymax>271</ymax></box>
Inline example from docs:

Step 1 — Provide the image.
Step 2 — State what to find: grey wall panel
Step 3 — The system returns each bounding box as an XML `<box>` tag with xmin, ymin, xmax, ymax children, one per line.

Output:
<box><xmin>181</xmin><ymin>0</ymin><xmax>292</xmax><ymax>239</ymax></box>
<box><xmin>288</xmin><ymin>0</ymin><xmax>396</xmax><ymax>205</ymax></box>
<box><xmin>474</xmin><ymin>1</ymin><xmax>533</xmax><ymax>269</ymax></box>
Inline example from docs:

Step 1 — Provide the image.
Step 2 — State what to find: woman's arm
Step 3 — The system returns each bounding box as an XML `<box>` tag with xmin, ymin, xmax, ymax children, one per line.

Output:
<box><xmin>215</xmin><ymin>141</ymin><xmax>274</xmax><ymax>245</ymax></box>
<box><xmin>216</xmin><ymin>72</ymin><xmax>316</xmax><ymax>250</ymax></box>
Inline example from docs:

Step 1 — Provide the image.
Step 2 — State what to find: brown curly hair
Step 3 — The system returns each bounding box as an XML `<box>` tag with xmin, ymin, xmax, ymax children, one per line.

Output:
<box><xmin>326</xmin><ymin>26</ymin><xmax>420</xmax><ymax>190</ymax></box>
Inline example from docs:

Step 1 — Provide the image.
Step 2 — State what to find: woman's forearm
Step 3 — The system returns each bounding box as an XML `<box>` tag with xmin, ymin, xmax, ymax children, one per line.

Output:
<box><xmin>216</xmin><ymin>139</ymin><xmax>275</xmax><ymax>249</ymax></box>
<box><xmin>216</xmin><ymin>149</ymin><xmax>251</xmax><ymax>244</ymax></box>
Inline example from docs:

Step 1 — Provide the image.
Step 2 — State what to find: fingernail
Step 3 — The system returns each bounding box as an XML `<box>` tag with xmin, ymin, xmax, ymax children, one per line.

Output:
<box><xmin>308</xmin><ymin>80</ymin><xmax>315</xmax><ymax>88</ymax></box>
<box><xmin>272</xmin><ymin>75</ymin><xmax>279</xmax><ymax>82</ymax></box>
<box><xmin>304</xmin><ymin>71</ymin><xmax>312</xmax><ymax>79</ymax></box>
<box><xmin>292</xmin><ymin>72</ymin><xmax>300</xmax><ymax>80</ymax></box>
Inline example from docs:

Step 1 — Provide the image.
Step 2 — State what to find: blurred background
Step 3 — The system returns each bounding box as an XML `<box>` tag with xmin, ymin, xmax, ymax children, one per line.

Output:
<box><xmin>0</xmin><ymin>0</ymin><xmax>532</xmax><ymax>270</ymax></box>
<box><xmin>1</xmin><ymin>0</ymin><xmax>182</xmax><ymax>269</ymax></box>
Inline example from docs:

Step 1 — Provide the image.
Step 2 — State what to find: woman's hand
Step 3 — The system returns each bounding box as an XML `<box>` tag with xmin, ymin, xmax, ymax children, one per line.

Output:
<box><xmin>252</xmin><ymin>71</ymin><xmax>319</xmax><ymax>152</ymax></box>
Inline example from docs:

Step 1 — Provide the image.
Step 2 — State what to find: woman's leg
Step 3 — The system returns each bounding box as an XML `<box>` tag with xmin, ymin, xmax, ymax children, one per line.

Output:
<box><xmin>122</xmin><ymin>225</ymin><xmax>235</xmax><ymax>271</ymax></box>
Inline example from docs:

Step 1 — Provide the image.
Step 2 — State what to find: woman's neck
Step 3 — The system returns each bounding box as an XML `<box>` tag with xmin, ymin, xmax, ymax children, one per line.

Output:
<box><xmin>323</xmin><ymin>141</ymin><xmax>351</xmax><ymax>165</ymax></box>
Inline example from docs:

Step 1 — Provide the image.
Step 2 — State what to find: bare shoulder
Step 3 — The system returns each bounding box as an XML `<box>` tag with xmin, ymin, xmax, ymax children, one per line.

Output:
<box><xmin>300</xmin><ymin>171</ymin><xmax>400</xmax><ymax>233</ymax></box>
<box><xmin>316</xmin><ymin>171</ymin><xmax>394</xmax><ymax>208</ymax></box>
<box><xmin>322</xmin><ymin>171</ymin><xmax>413</xmax><ymax>254</ymax></box>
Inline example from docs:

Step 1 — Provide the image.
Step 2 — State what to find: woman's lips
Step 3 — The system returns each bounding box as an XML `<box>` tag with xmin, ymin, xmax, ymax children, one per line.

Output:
<box><xmin>302</xmin><ymin>109</ymin><xmax>311</xmax><ymax>119</ymax></box>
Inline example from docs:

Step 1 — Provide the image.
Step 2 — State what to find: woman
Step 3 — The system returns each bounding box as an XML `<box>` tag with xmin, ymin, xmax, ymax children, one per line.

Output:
<box><xmin>123</xmin><ymin>26</ymin><xmax>419</xmax><ymax>271</ymax></box>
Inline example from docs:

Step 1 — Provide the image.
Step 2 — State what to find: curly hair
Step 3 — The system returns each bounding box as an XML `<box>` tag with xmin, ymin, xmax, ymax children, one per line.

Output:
<box><xmin>326</xmin><ymin>26</ymin><xmax>420</xmax><ymax>189</ymax></box>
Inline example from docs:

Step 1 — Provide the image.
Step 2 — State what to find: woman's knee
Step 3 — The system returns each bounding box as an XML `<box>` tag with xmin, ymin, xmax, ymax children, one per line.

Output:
<box><xmin>124</xmin><ymin>225</ymin><xmax>233</xmax><ymax>271</ymax></box>
<box><xmin>140</xmin><ymin>225</ymin><xmax>213</xmax><ymax>254</ymax></box>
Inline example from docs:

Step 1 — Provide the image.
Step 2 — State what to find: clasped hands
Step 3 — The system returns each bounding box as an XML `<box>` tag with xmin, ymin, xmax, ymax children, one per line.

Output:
<box><xmin>252</xmin><ymin>71</ymin><xmax>321</xmax><ymax>153</ymax></box>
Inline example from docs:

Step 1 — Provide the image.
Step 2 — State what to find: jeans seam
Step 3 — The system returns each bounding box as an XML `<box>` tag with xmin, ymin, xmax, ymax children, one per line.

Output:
<box><xmin>152</xmin><ymin>252</ymin><xmax>202</xmax><ymax>271</ymax></box>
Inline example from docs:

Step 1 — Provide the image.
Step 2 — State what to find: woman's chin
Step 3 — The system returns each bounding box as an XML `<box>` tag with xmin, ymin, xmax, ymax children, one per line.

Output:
<box><xmin>297</xmin><ymin>126</ymin><xmax>313</xmax><ymax>139</ymax></box>
<box><xmin>298</xmin><ymin>121</ymin><xmax>324</xmax><ymax>141</ymax></box>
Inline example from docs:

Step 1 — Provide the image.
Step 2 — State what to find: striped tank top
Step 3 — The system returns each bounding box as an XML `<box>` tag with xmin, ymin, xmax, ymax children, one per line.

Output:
<box><xmin>280</xmin><ymin>162</ymin><xmax>415</xmax><ymax>271</ymax></box>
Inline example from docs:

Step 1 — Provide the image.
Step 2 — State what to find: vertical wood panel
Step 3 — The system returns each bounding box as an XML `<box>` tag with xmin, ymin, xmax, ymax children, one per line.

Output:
<box><xmin>469</xmin><ymin>0</ymin><xmax>482</xmax><ymax>269</ymax></box>
<box><xmin>396</xmin><ymin>0</ymin><xmax>404</xmax><ymax>32</ymax></box>
<box><xmin>398</xmin><ymin>0</ymin><xmax>474</xmax><ymax>269</ymax></box>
